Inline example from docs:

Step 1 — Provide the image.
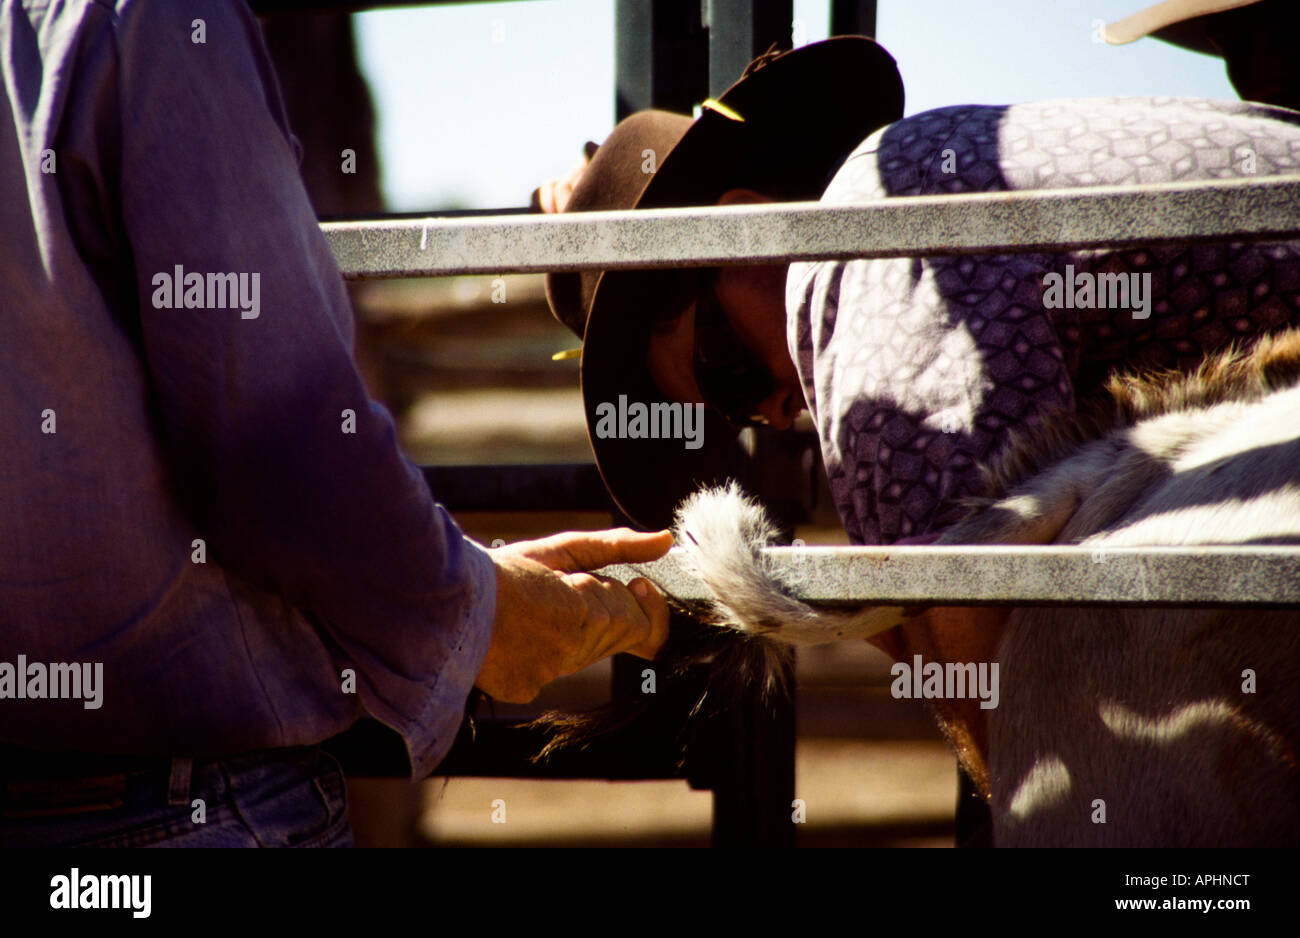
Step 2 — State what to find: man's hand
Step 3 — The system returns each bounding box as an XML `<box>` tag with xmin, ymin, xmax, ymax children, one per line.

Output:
<box><xmin>474</xmin><ymin>528</ymin><xmax>672</xmax><ymax>703</ymax></box>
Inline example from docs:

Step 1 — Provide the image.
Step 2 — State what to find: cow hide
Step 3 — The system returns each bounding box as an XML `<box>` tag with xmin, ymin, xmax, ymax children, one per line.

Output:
<box><xmin>670</xmin><ymin>328</ymin><xmax>1300</xmax><ymax>846</ymax></box>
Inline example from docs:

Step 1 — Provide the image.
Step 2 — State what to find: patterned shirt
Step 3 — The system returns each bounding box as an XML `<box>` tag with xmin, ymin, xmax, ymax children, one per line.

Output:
<box><xmin>788</xmin><ymin>97</ymin><xmax>1300</xmax><ymax>545</ymax></box>
<box><xmin>0</xmin><ymin>0</ymin><xmax>495</xmax><ymax>778</ymax></box>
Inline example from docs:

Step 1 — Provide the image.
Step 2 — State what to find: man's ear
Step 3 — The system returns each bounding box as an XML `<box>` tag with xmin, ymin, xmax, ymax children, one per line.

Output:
<box><xmin>716</xmin><ymin>188</ymin><xmax>773</xmax><ymax>206</ymax></box>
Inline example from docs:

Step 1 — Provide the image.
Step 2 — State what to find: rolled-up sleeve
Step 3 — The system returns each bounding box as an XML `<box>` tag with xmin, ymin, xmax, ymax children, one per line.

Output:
<box><xmin>110</xmin><ymin>0</ymin><xmax>494</xmax><ymax>778</ymax></box>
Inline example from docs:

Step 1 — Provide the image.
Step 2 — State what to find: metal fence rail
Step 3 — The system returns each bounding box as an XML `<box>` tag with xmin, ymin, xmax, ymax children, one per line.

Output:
<box><xmin>603</xmin><ymin>545</ymin><xmax>1300</xmax><ymax>607</ymax></box>
<box><xmin>340</xmin><ymin>175</ymin><xmax>1300</xmax><ymax>611</ymax></box>
<box><xmin>334</xmin><ymin>175</ymin><xmax>1300</xmax><ymax>610</ymax></box>
<box><xmin>323</xmin><ymin>175</ymin><xmax>1300</xmax><ymax>278</ymax></box>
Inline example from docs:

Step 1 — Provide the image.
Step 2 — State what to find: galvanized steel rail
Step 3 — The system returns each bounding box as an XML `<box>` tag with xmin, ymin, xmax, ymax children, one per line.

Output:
<box><xmin>601</xmin><ymin>545</ymin><xmax>1300</xmax><ymax>607</ymax></box>
<box><xmin>353</xmin><ymin>175</ymin><xmax>1300</xmax><ymax>610</ymax></box>
<box><xmin>324</xmin><ymin>175</ymin><xmax>1300</xmax><ymax>278</ymax></box>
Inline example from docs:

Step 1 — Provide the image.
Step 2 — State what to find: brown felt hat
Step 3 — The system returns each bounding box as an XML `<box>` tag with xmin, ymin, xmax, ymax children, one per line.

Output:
<box><xmin>542</xmin><ymin>37</ymin><xmax>905</xmax><ymax>529</ymax></box>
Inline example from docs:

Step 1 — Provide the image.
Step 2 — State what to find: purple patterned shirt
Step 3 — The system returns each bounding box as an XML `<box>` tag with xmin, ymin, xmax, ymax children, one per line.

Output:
<box><xmin>788</xmin><ymin>97</ymin><xmax>1300</xmax><ymax>545</ymax></box>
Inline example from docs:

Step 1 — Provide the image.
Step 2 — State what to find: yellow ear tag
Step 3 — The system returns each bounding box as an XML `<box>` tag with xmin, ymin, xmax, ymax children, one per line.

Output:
<box><xmin>551</xmin><ymin>348</ymin><xmax>582</xmax><ymax>361</ymax></box>
<box><xmin>701</xmin><ymin>98</ymin><xmax>745</xmax><ymax>122</ymax></box>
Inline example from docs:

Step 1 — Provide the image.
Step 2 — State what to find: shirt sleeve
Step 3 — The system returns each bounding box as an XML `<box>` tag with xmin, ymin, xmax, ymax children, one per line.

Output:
<box><xmin>110</xmin><ymin>0</ymin><xmax>495</xmax><ymax>778</ymax></box>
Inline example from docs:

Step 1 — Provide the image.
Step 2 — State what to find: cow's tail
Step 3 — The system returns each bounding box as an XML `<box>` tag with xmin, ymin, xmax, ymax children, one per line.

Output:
<box><xmin>528</xmin><ymin>483</ymin><xmax>908</xmax><ymax>760</ymax></box>
<box><xmin>672</xmin><ymin>482</ymin><xmax>913</xmax><ymax>645</ymax></box>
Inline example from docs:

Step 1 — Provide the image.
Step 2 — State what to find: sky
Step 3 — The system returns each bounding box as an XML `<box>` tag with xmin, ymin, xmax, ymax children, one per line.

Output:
<box><xmin>353</xmin><ymin>0</ymin><xmax>1238</xmax><ymax>211</ymax></box>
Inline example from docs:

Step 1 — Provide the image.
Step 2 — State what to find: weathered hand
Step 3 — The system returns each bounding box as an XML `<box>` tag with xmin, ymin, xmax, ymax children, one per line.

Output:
<box><xmin>474</xmin><ymin>528</ymin><xmax>672</xmax><ymax>702</ymax></box>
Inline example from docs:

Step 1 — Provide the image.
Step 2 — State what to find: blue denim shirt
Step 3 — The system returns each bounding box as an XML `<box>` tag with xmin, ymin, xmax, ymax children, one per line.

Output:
<box><xmin>0</xmin><ymin>0</ymin><xmax>496</xmax><ymax>779</ymax></box>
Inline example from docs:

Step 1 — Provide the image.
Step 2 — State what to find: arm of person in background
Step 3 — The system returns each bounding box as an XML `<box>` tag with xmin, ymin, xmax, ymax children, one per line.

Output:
<box><xmin>533</xmin><ymin>146</ymin><xmax>594</xmax><ymax>213</ymax></box>
<box><xmin>109</xmin><ymin>0</ymin><xmax>666</xmax><ymax>774</ymax></box>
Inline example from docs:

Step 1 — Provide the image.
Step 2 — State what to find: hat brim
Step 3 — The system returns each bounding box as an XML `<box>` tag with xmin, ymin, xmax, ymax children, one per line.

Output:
<box><xmin>579</xmin><ymin>36</ymin><xmax>905</xmax><ymax>529</ymax></box>
<box><xmin>580</xmin><ymin>269</ymin><xmax>740</xmax><ymax>529</ymax></box>
<box><xmin>1103</xmin><ymin>0</ymin><xmax>1262</xmax><ymax>44</ymax></box>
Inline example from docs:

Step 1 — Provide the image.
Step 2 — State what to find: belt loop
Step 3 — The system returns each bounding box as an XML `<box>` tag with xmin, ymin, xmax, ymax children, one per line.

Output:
<box><xmin>167</xmin><ymin>757</ymin><xmax>193</xmax><ymax>806</ymax></box>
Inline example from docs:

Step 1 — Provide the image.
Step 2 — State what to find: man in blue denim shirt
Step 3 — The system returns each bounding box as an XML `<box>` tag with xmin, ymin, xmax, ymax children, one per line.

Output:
<box><xmin>0</xmin><ymin>0</ymin><xmax>670</xmax><ymax>846</ymax></box>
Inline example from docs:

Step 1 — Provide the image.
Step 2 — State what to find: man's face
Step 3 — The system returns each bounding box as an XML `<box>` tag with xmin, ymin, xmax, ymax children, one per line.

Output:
<box><xmin>645</xmin><ymin>259</ymin><xmax>806</xmax><ymax>429</ymax></box>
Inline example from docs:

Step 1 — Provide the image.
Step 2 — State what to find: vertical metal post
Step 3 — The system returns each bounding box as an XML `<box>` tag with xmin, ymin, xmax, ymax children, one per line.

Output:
<box><xmin>706</xmin><ymin>0</ymin><xmax>793</xmax><ymax>96</ymax></box>
<box><xmin>709</xmin><ymin>655</ymin><xmax>797</xmax><ymax>847</ymax></box>
<box><xmin>612</xmin><ymin>0</ymin><xmax>799</xmax><ymax>848</ymax></box>
<box><xmin>830</xmin><ymin>0</ymin><xmax>877</xmax><ymax>37</ymax></box>
<box><xmin>615</xmin><ymin>0</ymin><xmax>709</xmax><ymax>120</ymax></box>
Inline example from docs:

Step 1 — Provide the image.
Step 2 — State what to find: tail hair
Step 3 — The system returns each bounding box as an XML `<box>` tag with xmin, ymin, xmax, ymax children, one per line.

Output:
<box><xmin>673</xmin><ymin>482</ymin><xmax>911</xmax><ymax>645</ymax></box>
<box><xmin>530</xmin><ymin>482</ymin><xmax>906</xmax><ymax>759</ymax></box>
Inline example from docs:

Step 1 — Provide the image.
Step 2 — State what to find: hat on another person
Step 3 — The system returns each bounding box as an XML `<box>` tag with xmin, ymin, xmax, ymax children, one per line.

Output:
<box><xmin>543</xmin><ymin>37</ymin><xmax>904</xmax><ymax>529</ymax></box>
<box><xmin>1104</xmin><ymin>0</ymin><xmax>1298</xmax><ymax>110</ymax></box>
<box><xmin>1103</xmin><ymin>0</ymin><xmax>1264</xmax><ymax>44</ymax></box>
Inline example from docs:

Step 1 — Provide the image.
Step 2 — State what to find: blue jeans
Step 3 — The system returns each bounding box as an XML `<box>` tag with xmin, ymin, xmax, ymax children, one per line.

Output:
<box><xmin>0</xmin><ymin>746</ymin><xmax>352</xmax><ymax>847</ymax></box>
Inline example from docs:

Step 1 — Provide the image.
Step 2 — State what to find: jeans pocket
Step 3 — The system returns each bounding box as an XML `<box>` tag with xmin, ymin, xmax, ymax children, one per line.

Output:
<box><xmin>299</xmin><ymin>751</ymin><xmax>351</xmax><ymax>848</ymax></box>
<box><xmin>220</xmin><ymin>747</ymin><xmax>353</xmax><ymax>848</ymax></box>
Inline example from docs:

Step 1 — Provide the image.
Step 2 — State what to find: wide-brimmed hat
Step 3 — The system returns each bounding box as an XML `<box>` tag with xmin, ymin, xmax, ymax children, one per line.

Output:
<box><xmin>544</xmin><ymin>37</ymin><xmax>904</xmax><ymax>529</ymax></box>
<box><xmin>1103</xmin><ymin>0</ymin><xmax>1297</xmax><ymax>110</ymax></box>
<box><xmin>1103</xmin><ymin>0</ymin><xmax>1263</xmax><ymax>44</ymax></box>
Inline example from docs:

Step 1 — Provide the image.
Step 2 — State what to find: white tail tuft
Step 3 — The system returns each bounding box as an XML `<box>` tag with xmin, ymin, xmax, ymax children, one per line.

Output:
<box><xmin>673</xmin><ymin>482</ymin><xmax>913</xmax><ymax>645</ymax></box>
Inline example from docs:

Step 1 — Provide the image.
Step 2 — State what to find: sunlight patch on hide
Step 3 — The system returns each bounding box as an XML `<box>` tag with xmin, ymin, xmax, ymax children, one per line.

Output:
<box><xmin>1008</xmin><ymin>756</ymin><xmax>1072</xmax><ymax>820</ymax></box>
<box><xmin>1090</xmin><ymin>486</ymin><xmax>1300</xmax><ymax>547</ymax></box>
<box><xmin>1098</xmin><ymin>699</ymin><xmax>1234</xmax><ymax>743</ymax></box>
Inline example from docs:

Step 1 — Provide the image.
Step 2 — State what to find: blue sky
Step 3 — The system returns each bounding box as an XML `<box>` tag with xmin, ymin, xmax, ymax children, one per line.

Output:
<box><xmin>354</xmin><ymin>0</ymin><xmax>1237</xmax><ymax>211</ymax></box>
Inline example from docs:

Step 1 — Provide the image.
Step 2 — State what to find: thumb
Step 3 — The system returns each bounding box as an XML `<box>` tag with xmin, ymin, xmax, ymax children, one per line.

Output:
<box><xmin>624</xmin><ymin>577</ymin><xmax>671</xmax><ymax>659</ymax></box>
<box><xmin>522</xmin><ymin>528</ymin><xmax>674</xmax><ymax>573</ymax></box>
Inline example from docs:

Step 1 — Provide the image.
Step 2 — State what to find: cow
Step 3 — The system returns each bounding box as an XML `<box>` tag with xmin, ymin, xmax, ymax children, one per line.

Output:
<box><xmin>666</xmin><ymin>327</ymin><xmax>1300</xmax><ymax>846</ymax></box>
